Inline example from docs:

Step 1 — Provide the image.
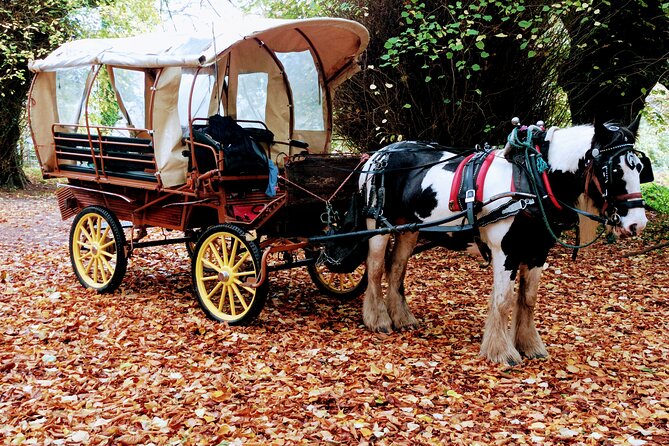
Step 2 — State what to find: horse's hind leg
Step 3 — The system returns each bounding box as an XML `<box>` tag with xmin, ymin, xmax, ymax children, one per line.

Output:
<box><xmin>363</xmin><ymin>219</ymin><xmax>393</xmax><ymax>333</ymax></box>
<box><xmin>480</xmin><ymin>248</ymin><xmax>523</xmax><ymax>365</ymax></box>
<box><xmin>387</xmin><ymin>231</ymin><xmax>420</xmax><ymax>331</ymax></box>
<box><xmin>512</xmin><ymin>264</ymin><xmax>548</xmax><ymax>359</ymax></box>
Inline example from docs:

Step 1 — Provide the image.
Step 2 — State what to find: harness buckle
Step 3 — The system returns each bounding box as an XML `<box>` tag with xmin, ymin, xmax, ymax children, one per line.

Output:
<box><xmin>608</xmin><ymin>212</ymin><xmax>621</xmax><ymax>226</ymax></box>
<box><xmin>465</xmin><ymin>189</ymin><xmax>476</xmax><ymax>203</ymax></box>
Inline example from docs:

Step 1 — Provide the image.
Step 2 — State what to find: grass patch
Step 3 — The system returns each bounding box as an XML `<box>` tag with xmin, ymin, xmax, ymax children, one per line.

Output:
<box><xmin>642</xmin><ymin>182</ymin><xmax>669</xmax><ymax>215</ymax></box>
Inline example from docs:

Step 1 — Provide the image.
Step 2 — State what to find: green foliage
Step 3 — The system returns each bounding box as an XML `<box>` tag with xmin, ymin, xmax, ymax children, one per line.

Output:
<box><xmin>0</xmin><ymin>1</ymin><xmax>83</xmax><ymax>98</ymax></box>
<box><xmin>240</xmin><ymin>0</ymin><xmax>331</xmax><ymax>18</ymax></box>
<box><xmin>642</xmin><ymin>183</ymin><xmax>669</xmax><ymax>214</ymax></box>
<box><xmin>88</xmin><ymin>70</ymin><xmax>121</xmax><ymax>127</ymax></box>
<box><xmin>638</xmin><ymin>84</ymin><xmax>669</xmax><ymax>173</ymax></box>
<box><xmin>78</xmin><ymin>0</ymin><xmax>159</xmax><ymax>38</ymax></box>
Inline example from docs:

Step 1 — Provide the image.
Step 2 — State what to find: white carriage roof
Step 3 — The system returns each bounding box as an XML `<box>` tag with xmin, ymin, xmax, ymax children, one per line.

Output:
<box><xmin>28</xmin><ymin>17</ymin><xmax>369</xmax><ymax>81</ymax></box>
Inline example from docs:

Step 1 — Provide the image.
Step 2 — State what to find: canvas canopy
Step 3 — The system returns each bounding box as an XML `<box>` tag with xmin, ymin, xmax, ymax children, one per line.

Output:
<box><xmin>28</xmin><ymin>17</ymin><xmax>368</xmax><ymax>86</ymax></box>
<box><xmin>28</xmin><ymin>16</ymin><xmax>369</xmax><ymax>187</ymax></box>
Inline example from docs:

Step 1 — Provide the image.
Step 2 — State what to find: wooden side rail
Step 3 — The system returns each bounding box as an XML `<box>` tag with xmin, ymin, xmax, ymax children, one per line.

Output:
<box><xmin>53</xmin><ymin>130</ymin><xmax>157</xmax><ymax>183</ymax></box>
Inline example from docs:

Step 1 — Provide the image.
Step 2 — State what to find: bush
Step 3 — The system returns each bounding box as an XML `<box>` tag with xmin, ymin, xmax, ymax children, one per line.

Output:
<box><xmin>642</xmin><ymin>183</ymin><xmax>669</xmax><ymax>214</ymax></box>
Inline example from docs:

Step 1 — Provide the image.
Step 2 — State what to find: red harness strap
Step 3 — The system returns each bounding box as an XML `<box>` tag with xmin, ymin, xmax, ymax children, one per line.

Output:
<box><xmin>448</xmin><ymin>151</ymin><xmax>497</xmax><ymax>212</ymax></box>
<box><xmin>449</xmin><ymin>153</ymin><xmax>476</xmax><ymax>212</ymax></box>
<box><xmin>535</xmin><ymin>145</ymin><xmax>562</xmax><ymax>211</ymax></box>
<box><xmin>475</xmin><ymin>150</ymin><xmax>497</xmax><ymax>203</ymax></box>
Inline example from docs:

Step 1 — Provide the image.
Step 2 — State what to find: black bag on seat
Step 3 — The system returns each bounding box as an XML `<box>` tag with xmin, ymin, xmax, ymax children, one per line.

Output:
<box><xmin>207</xmin><ymin>115</ymin><xmax>270</xmax><ymax>175</ymax></box>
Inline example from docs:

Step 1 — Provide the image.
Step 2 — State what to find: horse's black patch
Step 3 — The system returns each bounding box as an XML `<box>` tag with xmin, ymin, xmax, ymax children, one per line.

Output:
<box><xmin>420</xmin><ymin>230</ymin><xmax>476</xmax><ymax>251</ymax></box>
<box><xmin>413</xmin><ymin>186</ymin><xmax>438</xmax><ymax>219</ymax></box>
<box><xmin>379</xmin><ymin>142</ymin><xmax>451</xmax><ymax>223</ymax></box>
<box><xmin>501</xmin><ymin>213</ymin><xmax>555</xmax><ymax>280</ymax></box>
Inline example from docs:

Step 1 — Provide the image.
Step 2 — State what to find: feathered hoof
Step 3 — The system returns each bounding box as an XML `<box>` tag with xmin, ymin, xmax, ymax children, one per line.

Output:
<box><xmin>393</xmin><ymin>321</ymin><xmax>419</xmax><ymax>332</ymax></box>
<box><xmin>375</xmin><ymin>325</ymin><xmax>393</xmax><ymax>334</ymax></box>
<box><xmin>363</xmin><ymin>311</ymin><xmax>393</xmax><ymax>334</ymax></box>
<box><xmin>480</xmin><ymin>345</ymin><xmax>523</xmax><ymax>366</ymax></box>
<box><xmin>522</xmin><ymin>351</ymin><xmax>548</xmax><ymax>360</ymax></box>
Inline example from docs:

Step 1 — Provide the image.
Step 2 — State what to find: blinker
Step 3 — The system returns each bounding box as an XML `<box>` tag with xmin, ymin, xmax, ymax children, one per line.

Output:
<box><xmin>639</xmin><ymin>154</ymin><xmax>654</xmax><ymax>184</ymax></box>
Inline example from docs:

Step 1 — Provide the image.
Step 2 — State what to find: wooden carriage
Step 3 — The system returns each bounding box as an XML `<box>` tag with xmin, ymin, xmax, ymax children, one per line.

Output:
<box><xmin>28</xmin><ymin>16</ymin><xmax>369</xmax><ymax>324</ymax></box>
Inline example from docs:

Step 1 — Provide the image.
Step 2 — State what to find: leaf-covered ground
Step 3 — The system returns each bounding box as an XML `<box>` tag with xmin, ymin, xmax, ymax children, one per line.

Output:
<box><xmin>1</xmin><ymin>185</ymin><xmax>667</xmax><ymax>445</ymax></box>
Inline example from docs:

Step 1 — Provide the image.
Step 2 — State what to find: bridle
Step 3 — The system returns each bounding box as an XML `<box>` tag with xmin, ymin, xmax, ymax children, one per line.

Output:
<box><xmin>584</xmin><ymin>132</ymin><xmax>653</xmax><ymax>226</ymax></box>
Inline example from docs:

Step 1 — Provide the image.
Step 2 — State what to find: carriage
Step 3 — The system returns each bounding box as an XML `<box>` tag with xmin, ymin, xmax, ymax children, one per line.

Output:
<box><xmin>28</xmin><ymin>16</ymin><xmax>372</xmax><ymax>325</ymax></box>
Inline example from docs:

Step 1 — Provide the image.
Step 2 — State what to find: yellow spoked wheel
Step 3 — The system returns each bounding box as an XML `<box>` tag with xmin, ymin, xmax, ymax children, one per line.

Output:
<box><xmin>192</xmin><ymin>224</ymin><xmax>268</xmax><ymax>325</ymax></box>
<box><xmin>307</xmin><ymin>260</ymin><xmax>367</xmax><ymax>300</ymax></box>
<box><xmin>69</xmin><ymin>206</ymin><xmax>127</xmax><ymax>293</ymax></box>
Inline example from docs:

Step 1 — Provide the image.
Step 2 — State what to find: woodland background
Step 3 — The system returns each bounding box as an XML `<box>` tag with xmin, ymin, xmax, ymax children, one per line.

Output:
<box><xmin>1</xmin><ymin>0</ymin><xmax>669</xmax><ymax>187</ymax></box>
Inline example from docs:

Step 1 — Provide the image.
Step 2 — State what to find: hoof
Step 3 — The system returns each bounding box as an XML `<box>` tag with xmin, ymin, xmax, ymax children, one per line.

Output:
<box><xmin>522</xmin><ymin>351</ymin><xmax>548</xmax><ymax>360</ymax></box>
<box><xmin>376</xmin><ymin>325</ymin><xmax>392</xmax><ymax>334</ymax></box>
<box><xmin>506</xmin><ymin>357</ymin><xmax>522</xmax><ymax>367</ymax></box>
<box><xmin>394</xmin><ymin>322</ymin><xmax>419</xmax><ymax>332</ymax></box>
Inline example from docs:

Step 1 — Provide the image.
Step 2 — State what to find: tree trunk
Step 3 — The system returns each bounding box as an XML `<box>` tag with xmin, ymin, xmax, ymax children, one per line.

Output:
<box><xmin>559</xmin><ymin>0</ymin><xmax>669</xmax><ymax>123</ymax></box>
<box><xmin>0</xmin><ymin>77</ymin><xmax>29</xmax><ymax>189</ymax></box>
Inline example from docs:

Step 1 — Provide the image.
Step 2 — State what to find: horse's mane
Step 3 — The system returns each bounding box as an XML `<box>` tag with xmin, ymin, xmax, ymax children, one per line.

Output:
<box><xmin>545</xmin><ymin>125</ymin><xmax>594</xmax><ymax>174</ymax></box>
<box><xmin>547</xmin><ymin>124</ymin><xmax>601</xmax><ymax>243</ymax></box>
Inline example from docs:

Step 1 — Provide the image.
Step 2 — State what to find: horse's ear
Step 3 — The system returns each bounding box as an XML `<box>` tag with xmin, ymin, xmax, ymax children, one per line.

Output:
<box><xmin>628</xmin><ymin>113</ymin><xmax>641</xmax><ymax>136</ymax></box>
<box><xmin>593</xmin><ymin>116</ymin><xmax>609</xmax><ymax>141</ymax></box>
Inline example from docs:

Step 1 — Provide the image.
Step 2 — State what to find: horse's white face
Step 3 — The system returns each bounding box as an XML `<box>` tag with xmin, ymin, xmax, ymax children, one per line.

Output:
<box><xmin>609</xmin><ymin>151</ymin><xmax>648</xmax><ymax>237</ymax></box>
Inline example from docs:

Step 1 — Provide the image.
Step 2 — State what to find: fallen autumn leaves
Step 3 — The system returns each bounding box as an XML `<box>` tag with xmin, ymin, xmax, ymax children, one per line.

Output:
<box><xmin>0</xmin><ymin>187</ymin><xmax>667</xmax><ymax>445</ymax></box>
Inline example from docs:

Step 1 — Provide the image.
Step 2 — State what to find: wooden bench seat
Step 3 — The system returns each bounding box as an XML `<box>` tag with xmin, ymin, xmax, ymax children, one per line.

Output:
<box><xmin>54</xmin><ymin>131</ymin><xmax>156</xmax><ymax>182</ymax></box>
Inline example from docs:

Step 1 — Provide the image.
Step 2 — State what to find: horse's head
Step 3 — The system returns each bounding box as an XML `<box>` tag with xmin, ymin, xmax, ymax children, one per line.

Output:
<box><xmin>586</xmin><ymin>116</ymin><xmax>652</xmax><ymax>237</ymax></box>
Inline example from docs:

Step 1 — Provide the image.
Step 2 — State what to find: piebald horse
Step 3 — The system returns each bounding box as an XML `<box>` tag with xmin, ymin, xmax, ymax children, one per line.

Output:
<box><xmin>359</xmin><ymin>119</ymin><xmax>650</xmax><ymax>365</ymax></box>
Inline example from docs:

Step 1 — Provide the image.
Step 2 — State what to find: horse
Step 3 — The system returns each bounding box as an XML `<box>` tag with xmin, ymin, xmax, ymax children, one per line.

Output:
<box><xmin>358</xmin><ymin>118</ymin><xmax>651</xmax><ymax>365</ymax></box>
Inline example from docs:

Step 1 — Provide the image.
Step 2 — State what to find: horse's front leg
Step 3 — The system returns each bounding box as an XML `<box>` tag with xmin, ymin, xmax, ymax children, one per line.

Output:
<box><xmin>386</xmin><ymin>231</ymin><xmax>419</xmax><ymax>331</ymax></box>
<box><xmin>511</xmin><ymin>264</ymin><xmax>548</xmax><ymax>359</ymax></box>
<box><xmin>480</xmin><ymin>249</ymin><xmax>523</xmax><ymax>365</ymax></box>
<box><xmin>362</xmin><ymin>219</ymin><xmax>392</xmax><ymax>333</ymax></box>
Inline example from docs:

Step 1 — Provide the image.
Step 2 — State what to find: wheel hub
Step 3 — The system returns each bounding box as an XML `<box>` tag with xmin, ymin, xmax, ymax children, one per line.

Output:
<box><xmin>218</xmin><ymin>270</ymin><xmax>232</xmax><ymax>283</ymax></box>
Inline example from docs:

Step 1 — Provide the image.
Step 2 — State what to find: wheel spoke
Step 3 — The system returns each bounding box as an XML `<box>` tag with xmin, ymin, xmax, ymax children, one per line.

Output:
<box><xmin>97</xmin><ymin>258</ymin><xmax>108</xmax><ymax>283</ymax></box>
<box><xmin>217</xmin><ymin>286</ymin><xmax>226</xmax><ymax>311</ymax></box>
<box><xmin>101</xmin><ymin>225</ymin><xmax>110</xmax><ymax>241</ymax></box>
<box><xmin>228</xmin><ymin>239</ymin><xmax>239</xmax><ymax>267</ymax></box>
<box><xmin>206</xmin><ymin>282</ymin><xmax>223</xmax><ymax>300</ymax></box>
<box><xmin>201</xmin><ymin>275</ymin><xmax>219</xmax><ymax>282</ymax></box>
<box><xmin>100</xmin><ymin>239</ymin><xmax>116</xmax><ymax>250</ymax></box>
<box><xmin>92</xmin><ymin>258</ymin><xmax>99</xmax><ymax>282</ymax></box>
<box><xmin>79</xmin><ymin>251</ymin><xmax>93</xmax><ymax>260</ymax></box>
<box><xmin>202</xmin><ymin>258</ymin><xmax>222</xmax><ymax>273</ymax></box>
<box><xmin>227</xmin><ymin>286</ymin><xmax>236</xmax><ymax>316</ymax></box>
<box><xmin>95</xmin><ymin>216</ymin><xmax>102</xmax><ymax>239</ymax></box>
<box><xmin>207</xmin><ymin>242</ymin><xmax>225</xmax><ymax>270</ymax></box>
<box><xmin>231</xmin><ymin>283</ymin><xmax>249</xmax><ymax>311</ymax></box>
<box><xmin>80</xmin><ymin>226</ymin><xmax>94</xmax><ymax>243</ymax></box>
<box><xmin>232</xmin><ymin>251</ymin><xmax>250</xmax><ymax>270</ymax></box>
<box><xmin>220</xmin><ymin>236</ymin><xmax>230</xmax><ymax>265</ymax></box>
<box><xmin>234</xmin><ymin>278</ymin><xmax>256</xmax><ymax>294</ymax></box>
<box><xmin>87</xmin><ymin>218</ymin><xmax>97</xmax><ymax>242</ymax></box>
<box><xmin>85</xmin><ymin>258</ymin><xmax>95</xmax><ymax>274</ymax></box>
<box><xmin>233</xmin><ymin>270</ymin><xmax>256</xmax><ymax>278</ymax></box>
<box><xmin>99</xmin><ymin>255</ymin><xmax>114</xmax><ymax>276</ymax></box>
<box><xmin>100</xmin><ymin>249</ymin><xmax>115</xmax><ymax>259</ymax></box>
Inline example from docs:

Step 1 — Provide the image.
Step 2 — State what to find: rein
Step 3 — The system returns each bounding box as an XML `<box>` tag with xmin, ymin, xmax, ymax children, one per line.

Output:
<box><xmin>507</xmin><ymin>126</ymin><xmax>623</xmax><ymax>249</ymax></box>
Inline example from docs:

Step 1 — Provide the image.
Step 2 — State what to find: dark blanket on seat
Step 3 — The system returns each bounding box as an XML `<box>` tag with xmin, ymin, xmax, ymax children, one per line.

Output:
<box><xmin>206</xmin><ymin>115</ymin><xmax>270</xmax><ymax>176</ymax></box>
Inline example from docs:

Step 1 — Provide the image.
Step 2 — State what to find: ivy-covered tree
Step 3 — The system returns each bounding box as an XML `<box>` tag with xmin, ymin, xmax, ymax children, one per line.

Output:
<box><xmin>558</xmin><ymin>1</ymin><xmax>669</xmax><ymax>123</ymax></box>
<box><xmin>331</xmin><ymin>0</ymin><xmax>669</xmax><ymax>150</ymax></box>
<box><xmin>0</xmin><ymin>0</ymin><xmax>159</xmax><ymax>189</ymax></box>
<box><xmin>0</xmin><ymin>1</ymin><xmax>82</xmax><ymax>188</ymax></box>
